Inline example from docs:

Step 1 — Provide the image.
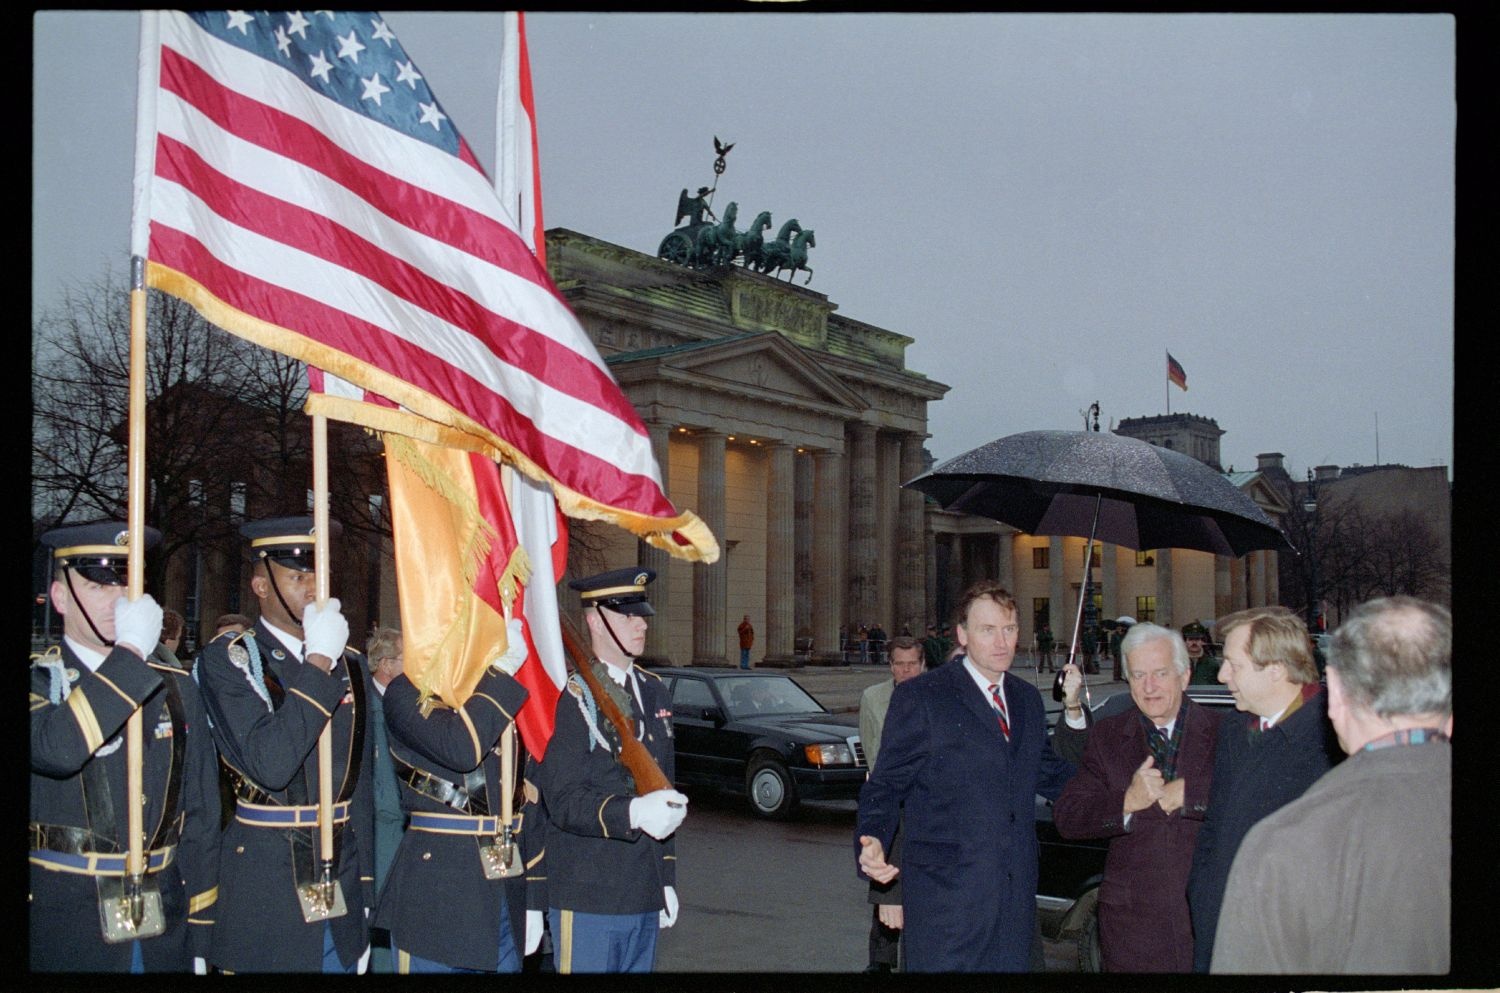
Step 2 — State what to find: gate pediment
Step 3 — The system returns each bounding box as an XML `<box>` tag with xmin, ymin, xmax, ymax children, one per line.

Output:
<box><xmin>609</xmin><ymin>332</ymin><xmax>866</xmax><ymax>414</ymax></box>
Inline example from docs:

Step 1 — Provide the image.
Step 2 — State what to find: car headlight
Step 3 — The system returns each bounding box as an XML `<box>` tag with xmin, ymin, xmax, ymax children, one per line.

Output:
<box><xmin>803</xmin><ymin>743</ymin><xmax>855</xmax><ymax>766</ymax></box>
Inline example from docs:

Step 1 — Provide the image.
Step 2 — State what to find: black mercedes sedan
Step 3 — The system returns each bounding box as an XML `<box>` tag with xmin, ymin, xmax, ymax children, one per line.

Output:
<box><xmin>646</xmin><ymin>667</ymin><xmax>865</xmax><ymax>819</ymax></box>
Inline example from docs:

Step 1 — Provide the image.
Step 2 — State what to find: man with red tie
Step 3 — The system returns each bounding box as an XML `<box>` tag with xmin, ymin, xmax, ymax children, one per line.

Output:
<box><xmin>855</xmin><ymin>580</ymin><xmax>1076</xmax><ymax>972</ymax></box>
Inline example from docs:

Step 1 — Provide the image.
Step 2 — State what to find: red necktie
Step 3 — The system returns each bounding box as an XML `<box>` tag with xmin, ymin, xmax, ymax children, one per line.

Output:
<box><xmin>989</xmin><ymin>683</ymin><xmax>1010</xmax><ymax>740</ymax></box>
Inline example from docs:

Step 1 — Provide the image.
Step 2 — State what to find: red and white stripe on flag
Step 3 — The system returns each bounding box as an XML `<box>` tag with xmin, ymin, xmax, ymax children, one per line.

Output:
<box><xmin>495</xmin><ymin>11</ymin><xmax>566</xmax><ymax>758</ymax></box>
<box><xmin>131</xmin><ymin>10</ymin><xmax>715</xmax><ymax>563</ymax></box>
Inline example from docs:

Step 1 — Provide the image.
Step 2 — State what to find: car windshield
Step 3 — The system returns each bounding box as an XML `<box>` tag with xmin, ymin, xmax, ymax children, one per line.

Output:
<box><xmin>721</xmin><ymin>676</ymin><xmax>823</xmax><ymax>719</ymax></box>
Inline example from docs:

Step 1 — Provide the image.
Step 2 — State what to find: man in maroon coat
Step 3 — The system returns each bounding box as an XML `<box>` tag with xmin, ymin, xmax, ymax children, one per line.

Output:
<box><xmin>1052</xmin><ymin>622</ymin><xmax>1223</xmax><ymax>972</ymax></box>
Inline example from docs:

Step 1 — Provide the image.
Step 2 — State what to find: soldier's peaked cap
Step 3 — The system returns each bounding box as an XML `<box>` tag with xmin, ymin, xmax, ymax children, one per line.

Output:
<box><xmin>569</xmin><ymin>567</ymin><xmax>656</xmax><ymax>616</ymax></box>
<box><xmin>41</xmin><ymin>521</ymin><xmax>161</xmax><ymax>586</ymax></box>
<box><xmin>241</xmin><ymin>516</ymin><xmax>342</xmax><ymax>572</ymax></box>
<box><xmin>1181</xmin><ymin>620</ymin><xmax>1210</xmax><ymax>638</ymax></box>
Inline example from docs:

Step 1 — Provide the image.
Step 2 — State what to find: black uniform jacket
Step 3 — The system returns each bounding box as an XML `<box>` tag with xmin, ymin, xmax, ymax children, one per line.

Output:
<box><xmin>532</xmin><ymin>661</ymin><xmax>676</xmax><ymax>916</ymax></box>
<box><xmin>194</xmin><ymin>619</ymin><xmax>375</xmax><ymax>972</ymax></box>
<box><xmin>30</xmin><ymin>642</ymin><xmax>221</xmax><ymax>971</ymax></box>
<box><xmin>374</xmin><ymin>668</ymin><xmax>539</xmax><ymax>971</ymax></box>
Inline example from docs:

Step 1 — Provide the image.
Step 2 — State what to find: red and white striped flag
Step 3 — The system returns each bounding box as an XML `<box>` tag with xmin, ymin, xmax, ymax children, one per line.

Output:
<box><xmin>494</xmin><ymin>11</ymin><xmax>566</xmax><ymax>757</ymax></box>
<box><xmin>130</xmin><ymin>11</ymin><xmax>716</xmax><ymax>562</ymax></box>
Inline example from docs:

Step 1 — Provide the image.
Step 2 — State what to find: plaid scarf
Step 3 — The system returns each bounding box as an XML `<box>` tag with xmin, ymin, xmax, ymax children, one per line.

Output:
<box><xmin>1139</xmin><ymin>701</ymin><xmax>1188</xmax><ymax>781</ymax></box>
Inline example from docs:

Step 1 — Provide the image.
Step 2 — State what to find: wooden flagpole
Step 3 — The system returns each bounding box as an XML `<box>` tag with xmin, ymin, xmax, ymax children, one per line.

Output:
<box><xmin>125</xmin><ymin>260</ymin><xmax>149</xmax><ymax>918</ymax></box>
<box><xmin>311</xmin><ymin>413</ymin><xmax>337</xmax><ymax>907</ymax></box>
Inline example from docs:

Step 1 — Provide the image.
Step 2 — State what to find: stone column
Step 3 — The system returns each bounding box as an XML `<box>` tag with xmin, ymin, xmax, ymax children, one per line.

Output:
<box><xmin>1214</xmin><ymin>554</ymin><xmax>1232</xmax><ymax>623</ymax></box>
<box><xmin>692</xmin><ymin>431</ymin><xmax>728</xmax><ymax>666</ymax></box>
<box><xmin>1101</xmin><ymin>543</ymin><xmax>1119</xmax><ymax>621</ymax></box>
<box><xmin>1157</xmin><ymin>548</ymin><xmax>1175</xmax><ymax>629</ymax></box>
<box><xmin>1230</xmin><ymin>554</ymin><xmax>1247</xmax><ymax>612</ymax></box>
<box><xmin>763</xmin><ymin>442</ymin><xmax>796</xmax><ymax>667</ymax></box>
<box><xmin>897</xmin><ymin>434</ymin><xmax>926</xmax><ymax>637</ymax></box>
<box><xmin>947</xmin><ymin>534</ymin><xmax>966</xmax><ymax>618</ymax></box>
<box><xmin>996</xmin><ymin>529</ymin><xmax>1015</xmax><ymax>595</ymax></box>
<box><xmin>1048</xmin><ymin>536</ymin><xmax>1068</xmax><ymax>647</ymax></box>
<box><xmin>845</xmin><ymin>422</ymin><xmax>878</xmax><ymax>632</ymax></box>
<box><xmin>1248</xmin><ymin>550</ymin><xmax>1267</xmax><ymax>608</ymax></box>
<box><xmin>638</xmin><ymin>421</ymin><xmax>673</xmax><ymax>664</ymax></box>
<box><xmin>794</xmin><ymin>450</ymin><xmax>814</xmax><ymax>655</ymax></box>
<box><xmin>812</xmin><ymin>449</ymin><xmax>846</xmax><ymax>665</ymax></box>
<box><xmin>1264</xmin><ymin>550</ymin><xmax>1280</xmax><ymax>605</ymax></box>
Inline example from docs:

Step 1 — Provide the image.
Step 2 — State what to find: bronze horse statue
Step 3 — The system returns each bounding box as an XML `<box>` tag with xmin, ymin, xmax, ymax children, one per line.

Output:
<box><xmin>736</xmin><ymin>210</ymin><xmax>773</xmax><ymax>272</ymax></box>
<box><xmin>759</xmin><ymin>220</ymin><xmax>814</xmax><ymax>284</ymax></box>
<box><xmin>696</xmin><ymin>201</ymin><xmax>739</xmax><ymax>267</ymax></box>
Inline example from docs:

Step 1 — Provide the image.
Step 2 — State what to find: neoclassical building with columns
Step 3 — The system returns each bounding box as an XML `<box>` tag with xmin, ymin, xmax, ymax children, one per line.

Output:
<box><xmin>546</xmin><ymin>230</ymin><xmax>1291</xmax><ymax>665</ymax></box>
<box><xmin>547</xmin><ymin>228</ymin><xmax>948</xmax><ymax>666</ymax></box>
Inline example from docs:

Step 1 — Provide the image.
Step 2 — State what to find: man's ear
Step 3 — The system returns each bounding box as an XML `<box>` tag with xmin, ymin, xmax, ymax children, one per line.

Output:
<box><xmin>50</xmin><ymin>579</ymin><xmax>69</xmax><ymax>617</ymax></box>
<box><xmin>249</xmin><ymin>571</ymin><xmax>269</xmax><ymax>601</ymax></box>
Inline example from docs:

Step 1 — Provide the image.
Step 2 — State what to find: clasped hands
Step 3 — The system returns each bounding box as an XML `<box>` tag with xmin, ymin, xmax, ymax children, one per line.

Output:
<box><xmin>1123</xmin><ymin>755</ymin><xmax>1185</xmax><ymax>816</ymax></box>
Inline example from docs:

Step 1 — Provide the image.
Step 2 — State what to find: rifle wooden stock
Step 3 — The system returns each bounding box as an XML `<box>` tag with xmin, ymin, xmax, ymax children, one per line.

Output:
<box><xmin>559</xmin><ymin>614</ymin><xmax>673</xmax><ymax>796</ymax></box>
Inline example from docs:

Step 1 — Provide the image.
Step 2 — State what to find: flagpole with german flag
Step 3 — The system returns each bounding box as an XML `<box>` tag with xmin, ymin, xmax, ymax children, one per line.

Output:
<box><xmin>1167</xmin><ymin>351</ymin><xmax>1188</xmax><ymax>413</ymax></box>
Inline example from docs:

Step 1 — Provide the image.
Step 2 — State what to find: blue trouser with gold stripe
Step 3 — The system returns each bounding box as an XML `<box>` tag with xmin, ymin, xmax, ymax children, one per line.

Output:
<box><xmin>548</xmin><ymin>908</ymin><xmax>657</xmax><ymax>973</ymax></box>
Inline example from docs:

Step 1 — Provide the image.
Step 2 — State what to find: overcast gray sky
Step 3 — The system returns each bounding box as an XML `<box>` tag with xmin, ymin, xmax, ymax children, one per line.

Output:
<box><xmin>32</xmin><ymin>11</ymin><xmax>1455</xmax><ymax>480</ymax></box>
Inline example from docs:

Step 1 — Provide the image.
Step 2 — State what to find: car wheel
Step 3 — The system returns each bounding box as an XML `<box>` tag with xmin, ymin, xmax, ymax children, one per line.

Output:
<box><xmin>746</xmin><ymin>756</ymin><xmax>799</xmax><ymax>820</ymax></box>
<box><xmin>1076</xmin><ymin>904</ymin><xmax>1102</xmax><ymax>973</ymax></box>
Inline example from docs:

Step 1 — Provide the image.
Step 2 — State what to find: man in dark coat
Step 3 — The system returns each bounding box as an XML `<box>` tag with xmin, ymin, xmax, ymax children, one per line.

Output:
<box><xmin>30</xmin><ymin>522</ymin><xmax>220</xmax><ymax>972</ymax></box>
<box><xmin>532</xmin><ymin>568</ymin><xmax>687</xmax><ymax>973</ymax></box>
<box><xmin>374</xmin><ymin>619</ymin><xmax>539</xmax><ymax>972</ymax></box>
<box><xmin>194</xmin><ymin>517</ymin><xmax>376</xmax><ymax>973</ymax></box>
<box><xmin>1052</xmin><ymin>623</ymin><xmax>1222</xmax><ymax>972</ymax></box>
<box><xmin>1186</xmin><ymin>605</ymin><xmax>1342</xmax><ymax>972</ymax></box>
<box><xmin>856</xmin><ymin>580</ymin><xmax>1076</xmax><ymax>972</ymax></box>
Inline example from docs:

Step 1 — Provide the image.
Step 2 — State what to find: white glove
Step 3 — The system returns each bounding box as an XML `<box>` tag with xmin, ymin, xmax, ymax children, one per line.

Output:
<box><xmin>659</xmin><ymin>885</ymin><xmax>679</xmax><ymax>928</ymax></box>
<box><xmin>525</xmin><ymin>909</ymin><xmax>544</xmax><ymax>955</ymax></box>
<box><xmin>493</xmin><ymin>617</ymin><xmax>529</xmax><ymax>676</ymax></box>
<box><xmin>113</xmin><ymin>594</ymin><xmax>163</xmax><ymax>658</ymax></box>
<box><xmin>628</xmin><ymin>789</ymin><xmax>689</xmax><ymax>840</ymax></box>
<box><xmin>301</xmin><ymin>598</ymin><xmax>349</xmax><ymax>661</ymax></box>
<box><xmin>356</xmin><ymin>941</ymin><xmax>370</xmax><ymax>974</ymax></box>
<box><xmin>193</xmin><ymin>957</ymin><xmax>207</xmax><ymax>975</ymax></box>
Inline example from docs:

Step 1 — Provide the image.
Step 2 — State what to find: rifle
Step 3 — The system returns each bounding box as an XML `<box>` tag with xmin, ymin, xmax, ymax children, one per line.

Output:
<box><xmin>558</xmin><ymin>612</ymin><xmax>674</xmax><ymax>796</ymax></box>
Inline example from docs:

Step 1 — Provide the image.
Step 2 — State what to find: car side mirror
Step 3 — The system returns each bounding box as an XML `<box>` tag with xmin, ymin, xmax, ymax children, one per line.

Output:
<box><xmin>701</xmin><ymin>706</ymin><xmax>726</xmax><ymax>724</ymax></box>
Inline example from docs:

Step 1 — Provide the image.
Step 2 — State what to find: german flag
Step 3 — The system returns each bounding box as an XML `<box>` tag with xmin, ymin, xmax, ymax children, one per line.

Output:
<box><xmin>1167</xmin><ymin>352</ymin><xmax>1188</xmax><ymax>391</ymax></box>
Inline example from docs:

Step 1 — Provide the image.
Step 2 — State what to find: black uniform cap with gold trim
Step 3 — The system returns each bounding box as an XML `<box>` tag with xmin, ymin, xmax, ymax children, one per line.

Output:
<box><xmin>41</xmin><ymin>521</ymin><xmax>161</xmax><ymax>585</ymax></box>
<box><xmin>569</xmin><ymin>567</ymin><xmax>656</xmax><ymax>617</ymax></box>
<box><xmin>240</xmin><ymin>515</ymin><xmax>342</xmax><ymax>573</ymax></box>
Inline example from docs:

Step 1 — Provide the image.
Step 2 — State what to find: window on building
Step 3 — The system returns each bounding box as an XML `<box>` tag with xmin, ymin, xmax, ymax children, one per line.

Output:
<box><xmin>189</xmin><ymin>479</ymin><xmax>205</xmax><ymax>506</ymax></box>
<box><xmin>1136</xmin><ymin>549</ymin><xmax>1156</xmax><ymax>567</ymax></box>
<box><xmin>1082</xmin><ymin>543</ymin><xmax>1102</xmax><ymax>567</ymax></box>
<box><xmin>1136</xmin><ymin>596</ymin><xmax>1157</xmax><ymax>623</ymax></box>
<box><xmin>230</xmin><ymin>481</ymin><xmax>246</xmax><ymax>520</ymax></box>
<box><xmin>1032</xmin><ymin>547</ymin><xmax>1049</xmax><ymax>569</ymax></box>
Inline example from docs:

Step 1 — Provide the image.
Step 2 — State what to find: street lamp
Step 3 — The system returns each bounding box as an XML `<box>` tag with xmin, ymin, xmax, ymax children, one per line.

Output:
<box><xmin>1303</xmin><ymin>469</ymin><xmax>1320</xmax><ymax>633</ymax></box>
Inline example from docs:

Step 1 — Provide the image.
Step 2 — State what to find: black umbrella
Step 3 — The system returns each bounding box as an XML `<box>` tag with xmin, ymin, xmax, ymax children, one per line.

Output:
<box><xmin>906</xmin><ymin>429</ymin><xmax>1292</xmax><ymax>698</ymax></box>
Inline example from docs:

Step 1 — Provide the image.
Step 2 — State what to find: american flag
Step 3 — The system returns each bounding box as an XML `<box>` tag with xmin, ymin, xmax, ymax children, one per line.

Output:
<box><xmin>132</xmin><ymin>10</ymin><xmax>716</xmax><ymax>561</ymax></box>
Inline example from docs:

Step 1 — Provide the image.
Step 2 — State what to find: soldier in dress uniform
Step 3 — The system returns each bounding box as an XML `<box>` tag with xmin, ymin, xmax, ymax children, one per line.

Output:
<box><xmin>30</xmin><ymin>522</ymin><xmax>221</xmax><ymax>972</ymax></box>
<box><xmin>373</xmin><ymin>617</ymin><xmax>545</xmax><ymax>972</ymax></box>
<box><xmin>192</xmin><ymin>516</ymin><xmax>375</xmax><ymax>973</ymax></box>
<box><xmin>531</xmin><ymin>567</ymin><xmax>688</xmax><ymax>973</ymax></box>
